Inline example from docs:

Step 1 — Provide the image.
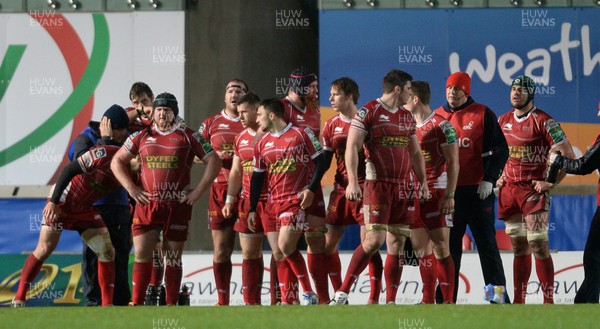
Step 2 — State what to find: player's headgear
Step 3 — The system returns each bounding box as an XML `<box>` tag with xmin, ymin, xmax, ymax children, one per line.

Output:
<box><xmin>153</xmin><ymin>92</ymin><xmax>179</xmax><ymax>117</ymax></box>
<box><xmin>289</xmin><ymin>67</ymin><xmax>317</xmax><ymax>97</ymax></box>
<box><xmin>446</xmin><ymin>72</ymin><xmax>471</xmax><ymax>96</ymax></box>
<box><xmin>103</xmin><ymin>104</ymin><xmax>129</xmax><ymax>129</ymax></box>
<box><xmin>511</xmin><ymin>75</ymin><xmax>536</xmax><ymax>109</ymax></box>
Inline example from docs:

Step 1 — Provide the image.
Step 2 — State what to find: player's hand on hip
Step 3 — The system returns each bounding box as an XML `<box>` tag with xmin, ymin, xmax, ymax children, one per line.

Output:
<box><xmin>43</xmin><ymin>202</ymin><xmax>61</xmax><ymax>222</ymax></box>
<box><xmin>477</xmin><ymin>181</ymin><xmax>493</xmax><ymax>200</ymax></box>
<box><xmin>298</xmin><ymin>189</ymin><xmax>315</xmax><ymax>209</ymax></box>
<box><xmin>128</xmin><ymin>185</ymin><xmax>150</xmax><ymax>205</ymax></box>
<box><xmin>345</xmin><ymin>182</ymin><xmax>362</xmax><ymax>202</ymax></box>
<box><xmin>532</xmin><ymin>180</ymin><xmax>554</xmax><ymax>193</ymax></box>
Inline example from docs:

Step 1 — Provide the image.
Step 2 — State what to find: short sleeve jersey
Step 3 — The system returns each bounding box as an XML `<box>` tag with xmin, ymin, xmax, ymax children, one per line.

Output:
<box><xmin>123</xmin><ymin>123</ymin><xmax>214</xmax><ymax>202</ymax></box>
<box><xmin>233</xmin><ymin>128</ymin><xmax>268</xmax><ymax>200</ymax></box>
<box><xmin>199</xmin><ymin>110</ymin><xmax>244</xmax><ymax>183</ymax></box>
<box><xmin>53</xmin><ymin>145</ymin><xmax>122</xmax><ymax>207</ymax></box>
<box><xmin>253</xmin><ymin>124</ymin><xmax>323</xmax><ymax>203</ymax></box>
<box><xmin>282</xmin><ymin>97</ymin><xmax>322</xmax><ymax>138</ymax></box>
<box><xmin>417</xmin><ymin>112</ymin><xmax>458</xmax><ymax>189</ymax></box>
<box><xmin>322</xmin><ymin>113</ymin><xmax>366</xmax><ymax>187</ymax></box>
<box><xmin>351</xmin><ymin>98</ymin><xmax>416</xmax><ymax>183</ymax></box>
<box><xmin>499</xmin><ymin>107</ymin><xmax>568</xmax><ymax>183</ymax></box>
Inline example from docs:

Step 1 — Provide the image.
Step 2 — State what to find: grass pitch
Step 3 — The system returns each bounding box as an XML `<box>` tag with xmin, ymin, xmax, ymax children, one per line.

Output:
<box><xmin>2</xmin><ymin>304</ymin><xmax>594</xmax><ymax>329</ymax></box>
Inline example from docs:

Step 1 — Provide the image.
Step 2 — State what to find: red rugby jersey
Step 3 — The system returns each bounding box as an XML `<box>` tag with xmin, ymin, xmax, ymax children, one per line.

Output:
<box><xmin>498</xmin><ymin>107</ymin><xmax>568</xmax><ymax>183</ymax></box>
<box><xmin>124</xmin><ymin>123</ymin><xmax>214</xmax><ymax>202</ymax></box>
<box><xmin>322</xmin><ymin>113</ymin><xmax>366</xmax><ymax>187</ymax></box>
<box><xmin>416</xmin><ymin>112</ymin><xmax>457</xmax><ymax>189</ymax></box>
<box><xmin>199</xmin><ymin>110</ymin><xmax>244</xmax><ymax>183</ymax></box>
<box><xmin>351</xmin><ymin>98</ymin><xmax>416</xmax><ymax>183</ymax></box>
<box><xmin>233</xmin><ymin>128</ymin><xmax>268</xmax><ymax>200</ymax></box>
<box><xmin>253</xmin><ymin>124</ymin><xmax>323</xmax><ymax>203</ymax></box>
<box><xmin>282</xmin><ymin>96</ymin><xmax>321</xmax><ymax>138</ymax></box>
<box><xmin>53</xmin><ymin>145</ymin><xmax>122</xmax><ymax>207</ymax></box>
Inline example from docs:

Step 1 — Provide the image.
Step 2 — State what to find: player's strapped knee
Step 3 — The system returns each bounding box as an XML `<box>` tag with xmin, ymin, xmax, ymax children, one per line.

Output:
<box><xmin>505</xmin><ymin>223</ymin><xmax>527</xmax><ymax>238</ymax></box>
<box><xmin>387</xmin><ymin>225</ymin><xmax>411</xmax><ymax>237</ymax></box>
<box><xmin>305</xmin><ymin>225</ymin><xmax>327</xmax><ymax>237</ymax></box>
<box><xmin>86</xmin><ymin>234</ymin><xmax>113</xmax><ymax>262</ymax></box>
<box><xmin>527</xmin><ymin>227</ymin><xmax>549</xmax><ymax>242</ymax></box>
<box><xmin>365</xmin><ymin>223</ymin><xmax>388</xmax><ymax>232</ymax></box>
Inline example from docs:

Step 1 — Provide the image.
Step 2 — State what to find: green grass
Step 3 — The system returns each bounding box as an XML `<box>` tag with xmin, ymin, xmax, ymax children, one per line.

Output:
<box><xmin>2</xmin><ymin>304</ymin><xmax>596</xmax><ymax>329</ymax></box>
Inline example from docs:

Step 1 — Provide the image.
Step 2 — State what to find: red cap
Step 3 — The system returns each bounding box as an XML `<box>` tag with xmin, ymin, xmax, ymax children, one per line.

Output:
<box><xmin>446</xmin><ymin>72</ymin><xmax>471</xmax><ymax>95</ymax></box>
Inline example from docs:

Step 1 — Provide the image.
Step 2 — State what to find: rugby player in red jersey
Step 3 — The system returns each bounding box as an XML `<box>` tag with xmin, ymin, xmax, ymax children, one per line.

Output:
<box><xmin>12</xmin><ymin>144</ymin><xmax>127</xmax><ymax>307</ymax></box>
<box><xmin>199</xmin><ymin>80</ymin><xmax>247</xmax><ymax>305</ymax></box>
<box><xmin>281</xmin><ymin>67</ymin><xmax>328</xmax><ymax>303</ymax></box>
<box><xmin>222</xmin><ymin>92</ymin><xmax>269</xmax><ymax>305</ymax></box>
<box><xmin>497</xmin><ymin>75</ymin><xmax>574</xmax><ymax>304</ymax></box>
<box><xmin>331</xmin><ymin>70</ymin><xmax>429</xmax><ymax>305</ymax></box>
<box><xmin>248</xmin><ymin>98</ymin><xmax>327</xmax><ymax>305</ymax></box>
<box><xmin>111</xmin><ymin>92</ymin><xmax>222</xmax><ymax>306</ymax></box>
<box><xmin>322</xmin><ymin>77</ymin><xmax>383</xmax><ymax>304</ymax></box>
<box><xmin>405</xmin><ymin>81</ymin><xmax>459</xmax><ymax>304</ymax></box>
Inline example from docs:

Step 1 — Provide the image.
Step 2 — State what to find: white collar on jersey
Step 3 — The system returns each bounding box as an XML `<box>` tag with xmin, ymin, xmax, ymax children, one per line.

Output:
<box><xmin>245</xmin><ymin>128</ymin><xmax>257</xmax><ymax>136</ymax></box>
<box><xmin>269</xmin><ymin>123</ymin><xmax>293</xmax><ymax>137</ymax></box>
<box><xmin>376</xmin><ymin>98</ymin><xmax>399</xmax><ymax>113</ymax></box>
<box><xmin>152</xmin><ymin>121</ymin><xmax>182</xmax><ymax>136</ymax></box>
<box><xmin>415</xmin><ymin>111</ymin><xmax>436</xmax><ymax>128</ymax></box>
<box><xmin>512</xmin><ymin>106</ymin><xmax>537</xmax><ymax>123</ymax></box>
<box><xmin>286</xmin><ymin>96</ymin><xmax>307</xmax><ymax>113</ymax></box>
<box><xmin>338</xmin><ymin>113</ymin><xmax>353</xmax><ymax>123</ymax></box>
<box><xmin>221</xmin><ymin>109</ymin><xmax>241</xmax><ymax>122</ymax></box>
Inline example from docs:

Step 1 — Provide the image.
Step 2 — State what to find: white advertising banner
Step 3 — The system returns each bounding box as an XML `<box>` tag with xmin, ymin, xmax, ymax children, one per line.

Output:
<box><xmin>0</xmin><ymin>11</ymin><xmax>185</xmax><ymax>185</ymax></box>
<box><xmin>181</xmin><ymin>251</ymin><xmax>584</xmax><ymax>305</ymax></box>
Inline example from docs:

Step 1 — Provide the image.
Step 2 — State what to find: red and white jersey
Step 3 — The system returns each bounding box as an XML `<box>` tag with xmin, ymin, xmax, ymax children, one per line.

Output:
<box><xmin>417</xmin><ymin>112</ymin><xmax>458</xmax><ymax>189</ymax></box>
<box><xmin>253</xmin><ymin>123</ymin><xmax>323</xmax><ymax>203</ymax></box>
<box><xmin>123</xmin><ymin>122</ymin><xmax>214</xmax><ymax>202</ymax></box>
<box><xmin>282</xmin><ymin>96</ymin><xmax>321</xmax><ymax>138</ymax></box>
<box><xmin>351</xmin><ymin>98</ymin><xmax>416</xmax><ymax>183</ymax></box>
<box><xmin>322</xmin><ymin>113</ymin><xmax>366</xmax><ymax>187</ymax></box>
<box><xmin>233</xmin><ymin>128</ymin><xmax>268</xmax><ymax>200</ymax></box>
<box><xmin>52</xmin><ymin>145</ymin><xmax>122</xmax><ymax>207</ymax></box>
<box><xmin>499</xmin><ymin>107</ymin><xmax>568</xmax><ymax>183</ymax></box>
<box><xmin>199</xmin><ymin>110</ymin><xmax>244</xmax><ymax>183</ymax></box>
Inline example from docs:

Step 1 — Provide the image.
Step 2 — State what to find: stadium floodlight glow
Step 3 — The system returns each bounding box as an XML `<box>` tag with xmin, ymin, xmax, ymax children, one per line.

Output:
<box><xmin>342</xmin><ymin>0</ymin><xmax>354</xmax><ymax>8</ymax></box>
<box><xmin>534</xmin><ymin>0</ymin><xmax>544</xmax><ymax>6</ymax></box>
<box><xmin>425</xmin><ymin>0</ymin><xmax>437</xmax><ymax>7</ymax></box>
<box><xmin>450</xmin><ymin>0</ymin><xmax>460</xmax><ymax>6</ymax></box>
<box><xmin>69</xmin><ymin>0</ymin><xmax>81</xmax><ymax>9</ymax></box>
<box><xmin>149</xmin><ymin>0</ymin><xmax>161</xmax><ymax>9</ymax></box>
<box><xmin>510</xmin><ymin>0</ymin><xmax>521</xmax><ymax>6</ymax></box>
<box><xmin>127</xmin><ymin>0</ymin><xmax>138</xmax><ymax>9</ymax></box>
<box><xmin>47</xmin><ymin>0</ymin><xmax>58</xmax><ymax>9</ymax></box>
<box><xmin>366</xmin><ymin>0</ymin><xmax>377</xmax><ymax>7</ymax></box>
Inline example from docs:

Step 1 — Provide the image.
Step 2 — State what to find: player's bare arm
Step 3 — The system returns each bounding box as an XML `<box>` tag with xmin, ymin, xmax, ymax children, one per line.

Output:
<box><xmin>441</xmin><ymin>142</ymin><xmax>459</xmax><ymax>215</ymax></box>
<box><xmin>344</xmin><ymin>127</ymin><xmax>366</xmax><ymax>201</ymax></box>
<box><xmin>111</xmin><ymin>147</ymin><xmax>150</xmax><ymax>205</ymax></box>
<box><xmin>183</xmin><ymin>152</ymin><xmax>222</xmax><ymax>205</ymax></box>
<box><xmin>222</xmin><ymin>155</ymin><xmax>243</xmax><ymax>218</ymax></box>
<box><xmin>409</xmin><ymin>135</ymin><xmax>429</xmax><ymax>201</ymax></box>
